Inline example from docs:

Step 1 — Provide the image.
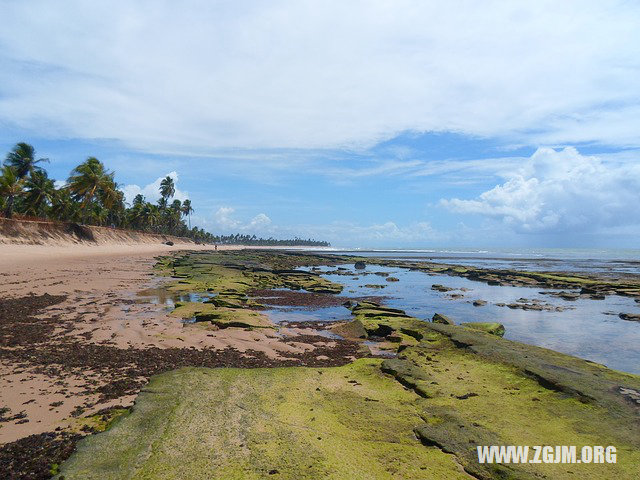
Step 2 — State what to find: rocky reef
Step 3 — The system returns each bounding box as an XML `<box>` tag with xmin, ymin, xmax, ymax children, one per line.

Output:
<box><xmin>56</xmin><ymin>250</ymin><xmax>640</xmax><ymax>479</ymax></box>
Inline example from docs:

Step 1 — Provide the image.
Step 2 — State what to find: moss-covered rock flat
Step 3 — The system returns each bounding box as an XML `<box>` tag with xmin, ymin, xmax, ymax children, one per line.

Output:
<box><xmin>57</xmin><ymin>361</ymin><xmax>470</xmax><ymax>480</ymax></box>
<box><xmin>170</xmin><ymin>302</ymin><xmax>274</xmax><ymax>329</ymax></box>
<box><xmin>57</xmin><ymin>250</ymin><xmax>640</xmax><ymax>479</ymax></box>
<box><xmin>155</xmin><ymin>250</ymin><xmax>345</xmax><ymax>296</ymax></box>
<box><xmin>326</xmin><ymin>306</ymin><xmax>640</xmax><ymax>479</ymax></box>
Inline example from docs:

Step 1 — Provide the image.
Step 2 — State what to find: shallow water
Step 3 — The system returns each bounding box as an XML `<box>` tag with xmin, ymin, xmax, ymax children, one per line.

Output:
<box><xmin>308</xmin><ymin>248</ymin><xmax>640</xmax><ymax>276</ymax></box>
<box><xmin>301</xmin><ymin>263</ymin><xmax>640</xmax><ymax>374</ymax></box>
<box><xmin>261</xmin><ymin>305</ymin><xmax>351</xmax><ymax>324</ymax></box>
<box><xmin>136</xmin><ymin>288</ymin><xmax>212</xmax><ymax>307</ymax></box>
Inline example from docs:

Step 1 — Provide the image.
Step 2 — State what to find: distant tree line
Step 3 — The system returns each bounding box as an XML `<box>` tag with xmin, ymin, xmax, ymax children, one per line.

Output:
<box><xmin>0</xmin><ymin>142</ymin><xmax>329</xmax><ymax>246</ymax></box>
<box><xmin>213</xmin><ymin>234</ymin><xmax>329</xmax><ymax>246</ymax></box>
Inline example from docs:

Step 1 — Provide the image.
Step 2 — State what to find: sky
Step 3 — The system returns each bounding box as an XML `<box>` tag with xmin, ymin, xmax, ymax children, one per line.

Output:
<box><xmin>1</xmin><ymin>0</ymin><xmax>639</xmax><ymax>248</ymax></box>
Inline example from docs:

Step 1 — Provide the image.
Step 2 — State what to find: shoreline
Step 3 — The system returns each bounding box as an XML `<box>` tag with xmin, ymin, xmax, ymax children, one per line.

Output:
<box><xmin>59</xmin><ymin>250</ymin><xmax>640</xmax><ymax>479</ymax></box>
<box><xmin>1</xmin><ymin>245</ymin><xmax>639</xmax><ymax>478</ymax></box>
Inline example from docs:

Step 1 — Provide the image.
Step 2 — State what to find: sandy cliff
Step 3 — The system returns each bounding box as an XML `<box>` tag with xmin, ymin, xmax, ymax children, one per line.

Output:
<box><xmin>0</xmin><ymin>218</ymin><xmax>196</xmax><ymax>246</ymax></box>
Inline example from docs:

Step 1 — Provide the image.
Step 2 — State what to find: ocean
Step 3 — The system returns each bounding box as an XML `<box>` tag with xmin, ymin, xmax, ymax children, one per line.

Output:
<box><xmin>263</xmin><ymin>247</ymin><xmax>640</xmax><ymax>374</ymax></box>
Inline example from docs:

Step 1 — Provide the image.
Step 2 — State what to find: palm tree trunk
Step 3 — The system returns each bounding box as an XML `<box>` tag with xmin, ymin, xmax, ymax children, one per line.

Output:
<box><xmin>81</xmin><ymin>187</ymin><xmax>96</xmax><ymax>224</ymax></box>
<box><xmin>4</xmin><ymin>195</ymin><xmax>14</xmax><ymax>218</ymax></box>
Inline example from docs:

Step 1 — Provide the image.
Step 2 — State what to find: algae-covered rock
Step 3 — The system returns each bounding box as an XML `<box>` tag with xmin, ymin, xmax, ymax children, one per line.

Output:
<box><xmin>619</xmin><ymin>313</ymin><xmax>640</xmax><ymax>322</ymax></box>
<box><xmin>461</xmin><ymin>321</ymin><xmax>505</xmax><ymax>337</ymax></box>
<box><xmin>281</xmin><ymin>273</ymin><xmax>344</xmax><ymax>294</ymax></box>
<box><xmin>414</xmin><ymin>410</ymin><xmax>531</xmax><ymax>480</ymax></box>
<box><xmin>354</xmin><ymin>260</ymin><xmax>366</xmax><ymax>269</ymax></box>
<box><xmin>354</xmin><ymin>308</ymin><xmax>410</xmax><ymax>318</ymax></box>
<box><xmin>380</xmin><ymin>359</ymin><xmax>432</xmax><ymax>398</ymax></box>
<box><xmin>386</xmin><ymin>277</ymin><xmax>399</xmax><ymax>282</ymax></box>
<box><xmin>472</xmin><ymin>299</ymin><xmax>487</xmax><ymax>306</ymax></box>
<box><xmin>59</xmin><ymin>360</ymin><xmax>471</xmax><ymax>480</ymax></box>
<box><xmin>143</xmin><ymin>250</ymin><xmax>640</xmax><ymax>480</ymax></box>
<box><xmin>194</xmin><ymin>309</ymin><xmax>273</xmax><ymax>329</ymax></box>
<box><xmin>431</xmin><ymin>284</ymin><xmax>454</xmax><ymax>292</ymax></box>
<box><xmin>205</xmin><ymin>297</ymin><xmax>246</xmax><ymax>309</ymax></box>
<box><xmin>432</xmin><ymin>313</ymin><xmax>455</xmax><ymax>325</ymax></box>
<box><xmin>351</xmin><ymin>300</ymin><xmax>380</xmax><ymax>309</ymax></box>
<box><xmin>330</xmin><ymin>319</ymin><xmax>368</xmax><ymax>339</ymax></box>
<box><xmin>170</xmin><ymin>301</ymin><xmax>217</xmax><ymax>320</ymax></box>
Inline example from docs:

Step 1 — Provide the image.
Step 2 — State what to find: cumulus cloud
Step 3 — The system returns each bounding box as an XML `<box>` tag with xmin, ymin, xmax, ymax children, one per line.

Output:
<box><xmin>270</xmin><ymin>220</ymin><xmax>447</xmax><ymax>246</ymax></box>
<box><xmin>0</xmin><ymin>2</ymin><xmax>639</xmax><ymax>152</ymax></box>
<box><xmin>213</xmin><ymin>207</ymin><xmax>272</xmax><ymax>233</ymax></box>
<box><xmin>207</xmin><ymin>206</ymin><xmax>442</xmax><ymax>245</ymax></box>
<box><xmin>121</xmin><ymin>171</ymin><xmax>188</xmax><ymax>205</ymax></box>
<box><xmin>441</xmin><ymin>147</ymin><xmax>640</xmax><ymax>233</ymax></box>
<box><xmin>323</xmin><ymin>221</ymin><xmax>442</xmax><ymax>243</ymax></box>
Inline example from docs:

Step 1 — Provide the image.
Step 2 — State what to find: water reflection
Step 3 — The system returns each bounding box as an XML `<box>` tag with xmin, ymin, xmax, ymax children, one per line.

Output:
<box><xmin>304</xmin><ymin>264</ymin><xmax>640</xmax><ymax>374</ymax></box>
<box><xmin>137</xmin><ymin>288</ymin><xmax>212</xmax><ymax>307</ymax></box>
<box><xmin>261</xmin><ymin>305</ymin><xmax>350</xmax><ymax>324</ymax></box>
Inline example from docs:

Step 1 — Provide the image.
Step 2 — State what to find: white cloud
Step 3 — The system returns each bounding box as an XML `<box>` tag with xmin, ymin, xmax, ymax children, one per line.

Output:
<box><xmin>207</xmin><ymin>206</ymin><xmax>442</xmax><ymax>245</ymax></box>
<box><xmin>212</xmin><ymin>207</ymin><xmax>272</xmax><ymax>233</ymax></box>
<box><xmin>248</xmin><ymin>213</ymin><xmax>272</xmax><ymax>229</ymax></box>
<box><xmin>441</xmin><ymin>147</ymin><xmax>640</xmax><ymax>233</ymax></box>
<box><xmin>0</xmin><ymin>2</ymin><xmax>639</xmax><ymax>152</ymax></box>
<box><xmin>267</xmin><ymin>219</ymin><xmax>447</xmax><ymax>246</ymax></box>
<box><xmin>322</xmin><ymin>221</ymin><xmax>442</xmax><ymax>243</ymax></box>
<box><xmin>121</xmin><ymin>171</ymin><xmax>188</xmax><ymax>205</ymax></box>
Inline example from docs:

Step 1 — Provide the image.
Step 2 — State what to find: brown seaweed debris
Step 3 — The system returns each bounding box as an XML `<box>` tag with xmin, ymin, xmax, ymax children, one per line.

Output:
<box><xmin>3</xmin><ymin>339</ymin><xmax>366</xmax><ymax>402</ymax></box>
<box><xmin>250</xmin><ymin>289</ymin><xmax>384</xmax><ymax>310</ymax></box>
<box><xmin>0</xmin><ymin>431</ymin><xmax>82</xmax><ymax>480</ymax></box>
<box><xmin>0</xmin><ymin>293</ymin><xmax>67</xmax><ymax>347</ymax></box>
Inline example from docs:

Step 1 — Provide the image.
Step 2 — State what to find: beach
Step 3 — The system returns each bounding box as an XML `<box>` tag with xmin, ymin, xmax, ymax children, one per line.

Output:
<box><xmin>2</xmin><ymin>4</ymin><xmax>637</xmax><ymax>478</ymax></box>
<box><xmin>0</xmin><ymin>241</ymin><xmax>360</xmax><ymax>448</ymax></box>
<box><xmin>1</xmin><ymin>236</ymin><xmax>639</xmax><ymax>478</ymax></box>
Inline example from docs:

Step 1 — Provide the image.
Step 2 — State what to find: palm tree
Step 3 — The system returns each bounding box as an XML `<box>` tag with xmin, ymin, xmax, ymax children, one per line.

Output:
<box><xmin>50</xmin><ymin>187</ymin><xmax>80</xmax><ymax>222</ymax></box>
<box><xmin>5</xmin><ymin>142</ymin><xmax>49</xmax><ymax>179</ymax></box>
<box><xmin>67</xmin><ymin>157</ymin><xmax>117</xmax><ymax>224</ymax></box>
<box><xmin>157</xmin><ymin>196</ymin><xmax>168</xmax><ymax>211</ymax></box>
<box><xmin>141</xmin><ymin>203</ymin><xmax>160</xmax><ymax>232</ymax></box>
<box><xmin>0</xmin><ymin>166</ymin><xmax>25</xmax><ymax>218</ymax></box>
<box><xmin>160</xmin><ymin>176</ymin><xmax>175</xmax><ymax>201</ymax></box>
<box><xmin>181</xmin><ymin>199</ymin><xmax>194</xmax><ymax>228</ymax></box>
<box><xmin>132</xmin><ymin>194</ymin><xmax>145</xmax><ymax>207</ymax></box>
<box><xmin>24</xmin><ymin>170</ymin><xmax>55</xmax><ymax>218</ymax></box>
<box><xmin>103</xmin><ymin>189</ymin><xmax>125</xmax><ymax>227</ymax></box>
<box><xmin>166</xmin><ymin>199</ymin><xmax>182</xmax><ymax>234</ymax></box>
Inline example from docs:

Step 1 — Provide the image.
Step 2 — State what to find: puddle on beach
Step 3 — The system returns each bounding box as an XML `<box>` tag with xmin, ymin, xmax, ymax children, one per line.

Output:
<box><xmin>260</xmin><ymin>305</ymin><xmax>351</xmax><ymax>324</ymax></box>
<box><xmin>136</xmin><ymin>288</ymin><xmax>213</xmax><ymax>307</ymax></box>
<box><xmin>302</xmin><ymin>264</ymin><xmax>640</xmax><ymax>375</ymax></box>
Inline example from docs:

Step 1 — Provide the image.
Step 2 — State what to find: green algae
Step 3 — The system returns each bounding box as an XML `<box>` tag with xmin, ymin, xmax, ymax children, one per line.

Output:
<box><xmin>156</xmin><ymin>251</ymin><xmax>344</xmax><ymax>296</ymax></box>
<box><xmin>62</xmin><ymin>250</ymin><xmax>640</xmax><ymax>479</ymax></box>
<box><xmin>460</xmin><ymin>321</ymin><xmax>505</xmax><ymax>337</ymax></box>
<box><xmin>171</xmin><ymin>302</ymin><xmax>274</xmax><ymax>329</ymax></box>
<box><xmin>342</xmin><ymin>307</ymin><xmax>640</xmax><ymax>479</ymax></box>
<box><xmin>75</xmin><ymin>407</ymin><xmax>131</xmax><ymax>434</ymax></box>
<box><xmin>330</xmin><ymin>319</ymin><xmax>368</xmax><ymax>339</ymax></box>
<box><xmin>432</xmin><ymin>313</ymin><xmax>455</xmax><ymax>325</ymax></box>
<box><xmin>57</xmin><ymin>361</ymin><xmax>469</xmax><ymax>480</ymax></box>
<box><xmin>195</xmin><ymin>308</ymin><xmax>274</xmax><ymax>329</ymax></box>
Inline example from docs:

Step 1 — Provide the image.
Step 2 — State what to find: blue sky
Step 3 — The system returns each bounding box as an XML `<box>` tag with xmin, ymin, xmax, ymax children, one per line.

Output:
<box><xmin>1</xmin><ymin>1</ymin><xmax>639</xmax><ymax>248</ymax></box>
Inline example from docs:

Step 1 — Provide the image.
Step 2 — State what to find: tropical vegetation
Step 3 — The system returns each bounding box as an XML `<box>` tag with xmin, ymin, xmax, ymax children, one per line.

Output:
<box><xmin>0</xmin><ymin>142</ymin><xmax>329</xmax><ymax>246</ymax></box>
